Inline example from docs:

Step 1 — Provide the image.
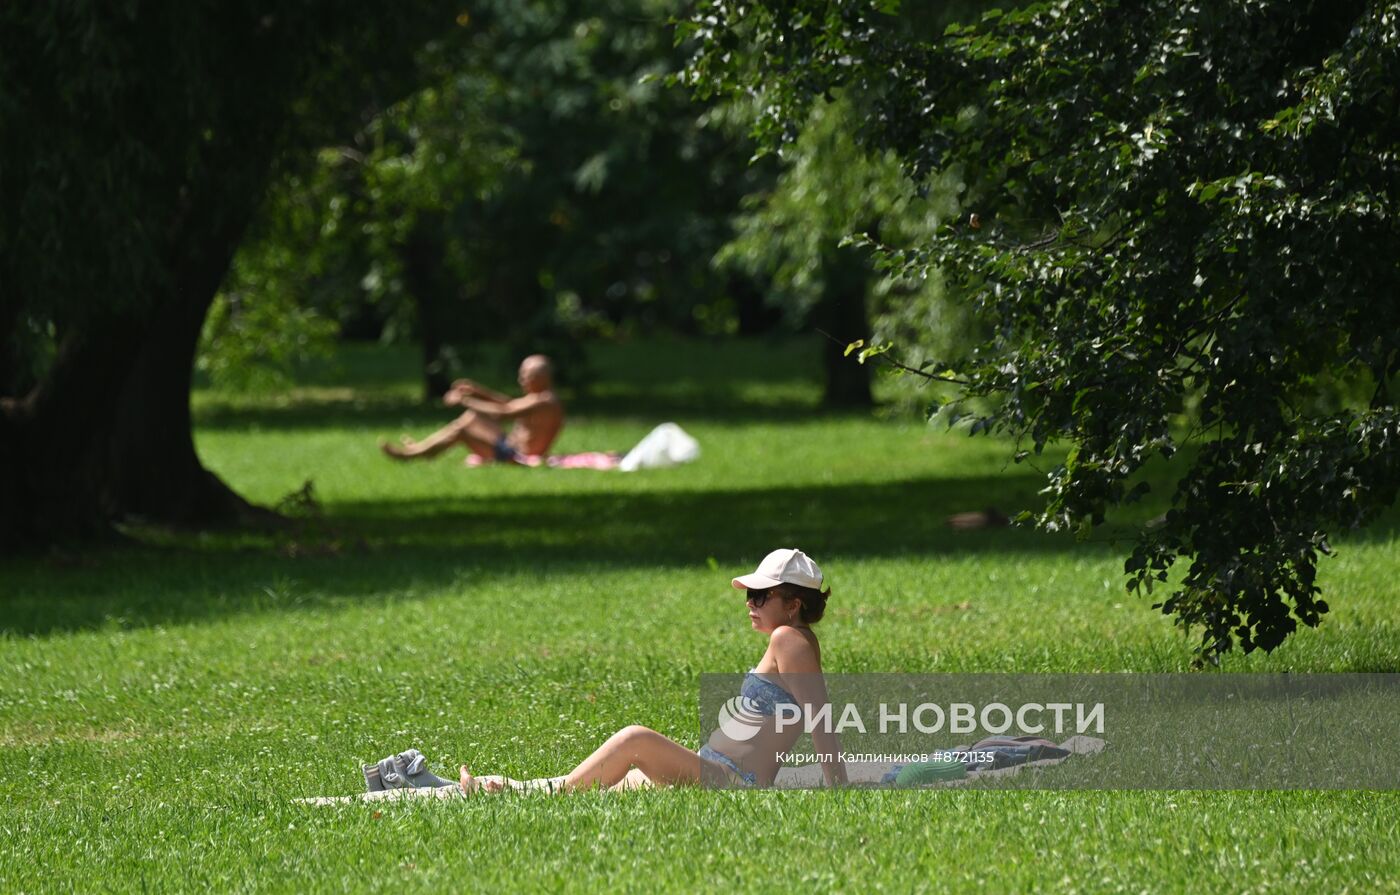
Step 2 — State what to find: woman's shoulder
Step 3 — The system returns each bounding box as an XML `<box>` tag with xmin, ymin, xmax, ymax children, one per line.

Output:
<box><xmin>770</xmin><ymin>625</ymin><xmax>821</xmax><ymax>666</ymax></box>
<box><xmin>772</xmin><ymin>624</ymin><xmax>816</xmax><ymax>642</ymax></box>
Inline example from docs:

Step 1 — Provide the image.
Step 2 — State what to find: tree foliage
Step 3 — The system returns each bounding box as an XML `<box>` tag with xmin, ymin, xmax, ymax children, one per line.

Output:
<box><xmin>210</xmin><ymin>0</ymin><xmax>766</xmax><ymax>394</ymax></box>
<box><xmin>2</xmin><ymin>1</ymin><xmax>452</xmax><ymax>374</ymax></box>
<box><xmin>683</xmin><ymin>0</ymin><xmax>1400</xmax><ymax>662</ymax></box>
<box><xmin>715</xmin><ymin>95</ymin><xmax>973</xmax><ymax>411</ymax></box>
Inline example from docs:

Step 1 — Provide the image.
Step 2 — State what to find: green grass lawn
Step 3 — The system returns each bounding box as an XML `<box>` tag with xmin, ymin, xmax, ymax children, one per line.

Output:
<box><xmin>2</xmin><ymin>338</ymin><xmax>1397</xmax><ymax>893</ymax></box>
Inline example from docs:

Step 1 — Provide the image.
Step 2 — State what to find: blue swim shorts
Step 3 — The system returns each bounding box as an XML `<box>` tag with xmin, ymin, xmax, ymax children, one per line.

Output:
<box><xmin>492</xmin><ymin>435</ymin><xmax>519</xmax><ymax>463</ymax></box>
<box><xmin>698</xmin><ymin>745</ymin><xmax>757</xmax><ymax>787</ymax></box>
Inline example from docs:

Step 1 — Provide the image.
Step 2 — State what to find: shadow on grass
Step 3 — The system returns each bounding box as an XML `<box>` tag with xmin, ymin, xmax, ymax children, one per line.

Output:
<box><xmin>0</xmin><ymin>471</ymin><xmax>1118</xmax><ymax>637</ymax></box>
<box><xmin>328</xmin><ymin>470</ymin><xmax>1078</xmax><ymax>557</ymax></box>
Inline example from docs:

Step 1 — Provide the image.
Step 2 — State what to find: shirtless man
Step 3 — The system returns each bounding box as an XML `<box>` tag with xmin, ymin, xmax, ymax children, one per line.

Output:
<box><xmin>380</xmin><ymin>354</ymin><xmax>564</xmax><ymax>464</ymax></box>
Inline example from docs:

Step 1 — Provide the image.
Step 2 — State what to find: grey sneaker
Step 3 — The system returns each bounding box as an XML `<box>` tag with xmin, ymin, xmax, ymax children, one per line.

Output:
<box><xmin>363</xmin><ymin>763</ymin><xmax>387</xmax><ymax>792</ymax></box>
<box><xmin>378</xmin><ymin>749</ymin><xmax>456</xmax><ymax>789</ymax></box>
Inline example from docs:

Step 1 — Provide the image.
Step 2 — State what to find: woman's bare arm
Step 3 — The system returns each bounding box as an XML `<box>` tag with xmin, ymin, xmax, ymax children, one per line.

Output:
<box><xmin>771</xmin><ymin>629</ymin><xmax>849</xmax><ymax>787</ymax></box>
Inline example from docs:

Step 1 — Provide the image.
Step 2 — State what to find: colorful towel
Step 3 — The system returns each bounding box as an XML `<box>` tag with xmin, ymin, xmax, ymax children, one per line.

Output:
<box><xmin>463</xmin><ymin>451</ymin><xmax>620</xmax><ymax>470</ymax></box>
<box><xmin>546</xmin><ymin>451</ymin><xmax>621</xmax><ymax>470</ymax></box>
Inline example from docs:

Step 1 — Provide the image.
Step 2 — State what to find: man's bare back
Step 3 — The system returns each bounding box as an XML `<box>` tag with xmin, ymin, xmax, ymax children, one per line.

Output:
<box><xmin>380</xmin><ymin>355</ymin><xmax>565</xmax><ymax>463</ymax></box>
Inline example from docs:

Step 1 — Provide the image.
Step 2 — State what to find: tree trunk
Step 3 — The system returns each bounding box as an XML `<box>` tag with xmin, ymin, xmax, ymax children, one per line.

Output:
<box><xmin>731</xmin><ymin>273</ymin><xmax>782</xmax><ymax>336</ymax></box>
<box><xmin>817</xmin><ymin>246</ymin><xmax>874</xmax><ymax>409</ymax></box>
<box><xmin>1</xmin><ymin>310</ymin><xmax>276</xmax><ymax>549</ymax></box>
<box><xmin>402</xmin><ymin>213</ymin><xmax>451</xmax><ymax>401</ymax></box>
<box><xmin>104</xmin><ymin>154</ymin><xmax>283</xmax><ymax>528</ymax></box>
<box><xmin>103</xmin><ymin>281</ymin><xmax>274</xmax><ymax>529</ymax></box>
<box><xmin>0</xmin><ymin>296</ymin><xmax>21</xmax><ymax>399</ymax></box>
<box><xmin>0</xmin><ymin>312</ymin><xmax>149</xmax><ymax>545</ymax></box>
<box><xmin>0</xmin><ymin>172</ymin><xmax>279</xmax><ymax>549</ymax></box>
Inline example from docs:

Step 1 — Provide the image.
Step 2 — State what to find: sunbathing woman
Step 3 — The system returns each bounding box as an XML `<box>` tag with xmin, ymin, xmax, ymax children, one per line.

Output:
<box><xmin>458</xmin><ymin>548</ymin><xmax>849</xmax><ymax>792</ymax></box>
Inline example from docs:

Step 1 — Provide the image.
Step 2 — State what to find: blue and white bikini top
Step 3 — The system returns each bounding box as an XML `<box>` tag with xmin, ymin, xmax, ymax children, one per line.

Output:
<box><xmin>742</xmin><ymin>670</ymin><xmax>799</xmax><ymax>716</ymax></box>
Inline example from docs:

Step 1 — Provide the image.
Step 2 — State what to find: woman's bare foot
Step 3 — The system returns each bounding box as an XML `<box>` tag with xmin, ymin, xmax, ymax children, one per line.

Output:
<box><xmin>459</xmin><ymin>765</ymin><xmax>505</xmax><ymax>794</ymax></box>
<box><xmin>459</xmin><ymin>765</ymin><xmax>479</xmax><ymax>793</ymax></box>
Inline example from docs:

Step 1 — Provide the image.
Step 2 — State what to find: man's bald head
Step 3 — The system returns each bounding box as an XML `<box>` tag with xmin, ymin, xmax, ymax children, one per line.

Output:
<box><xmin>518</xmin><ymin>354</ymin><xmax>554</xmax><ymax>391</ymax></box>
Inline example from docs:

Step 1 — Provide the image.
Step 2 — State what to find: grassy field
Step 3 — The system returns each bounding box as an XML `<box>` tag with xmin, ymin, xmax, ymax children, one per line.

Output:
<box><xmin>2</xmin><ymin>338</ymin><xmax>1397</xmax><ymax>893</ymax></box>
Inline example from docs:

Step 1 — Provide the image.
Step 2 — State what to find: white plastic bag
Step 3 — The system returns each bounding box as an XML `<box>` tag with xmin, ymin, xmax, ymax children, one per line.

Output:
<box><xmin>619</xmin><ymin>422</ymin><xmax>700</xmax><ymax>471</ymax></box>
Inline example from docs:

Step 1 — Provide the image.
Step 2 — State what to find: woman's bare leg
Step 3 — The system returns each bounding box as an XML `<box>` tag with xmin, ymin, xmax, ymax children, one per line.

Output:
<box><xmin>610</xmin><ymin>768</ymin><xmax>653</xmax><ymax>791</ymax></box>
<box><xmin>563</xmin><ymin>725</ymin><xmax>703</xmax><ymax>792</ymax></box>
<box><xmin>456</xmin><ymin>727</ymin><xmax>701</xmax><ymax>795</ymax></box>
<box><xmin>459</xmin><ymin>767</ymin><xmax>571</xmax><ymax>795</ymax></box>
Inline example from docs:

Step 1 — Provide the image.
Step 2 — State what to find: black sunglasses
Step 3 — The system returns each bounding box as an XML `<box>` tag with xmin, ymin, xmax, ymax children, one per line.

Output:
<box><xmin>745</xmin><ymin>588</ymin><xmax>773</xmax><ymax>608</ymax></box>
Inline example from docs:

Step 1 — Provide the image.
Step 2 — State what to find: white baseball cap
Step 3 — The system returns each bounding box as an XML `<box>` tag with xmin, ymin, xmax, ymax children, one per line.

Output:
<box><xmin>731</xmin><ymin>548</ymin><xmax>824</xmax><ymax>591</ymax></box>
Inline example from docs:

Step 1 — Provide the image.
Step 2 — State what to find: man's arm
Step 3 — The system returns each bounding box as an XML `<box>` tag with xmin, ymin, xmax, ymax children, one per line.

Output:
<box><xmin>459</xmin><ymin>393</ymin><xmax>549</xmax><ymax>420</ymax></box>
<box><xmin>448</xmin><ymin>378</ymin><xmax>512</xmax><ymax>405</ymax></box>
<box><xmin>772</xmin><ymin>630</ymin><xmax>849</xmax><ymax>788</ymax></box>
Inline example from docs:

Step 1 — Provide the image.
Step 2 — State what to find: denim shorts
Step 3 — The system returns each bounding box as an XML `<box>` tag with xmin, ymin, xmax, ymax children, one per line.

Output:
<box><xmin>698</xmin><ymin>745</ymin><xmax>757</xmax><ymax>787</ymax></box>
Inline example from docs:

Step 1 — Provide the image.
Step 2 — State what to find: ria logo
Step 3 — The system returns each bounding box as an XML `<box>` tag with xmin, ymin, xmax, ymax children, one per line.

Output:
<box><xmin>716</xmin><ymin>695</ymin><xmax>767</xmax><ymax>741</ymax></box>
